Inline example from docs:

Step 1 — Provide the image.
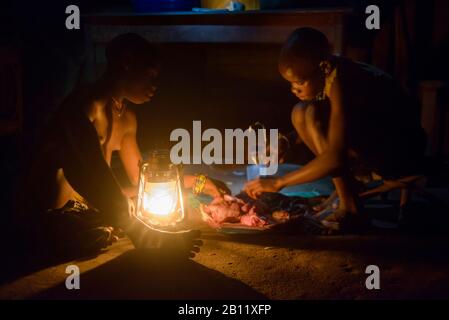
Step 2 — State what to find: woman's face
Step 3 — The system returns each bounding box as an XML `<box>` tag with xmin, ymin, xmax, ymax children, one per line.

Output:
<box><xmin>279</xmin><ymin>60</ymin><xmax>324</xmax><ymax>102</ymax></box>
<box><xmin>121</xmin><ymin>67</ymin><xmax>159</xmax><ymax>104</ymax></box>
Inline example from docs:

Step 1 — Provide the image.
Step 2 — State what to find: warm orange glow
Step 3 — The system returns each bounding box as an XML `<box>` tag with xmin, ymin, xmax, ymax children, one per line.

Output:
<box><xmin>136</xmin><ymin>163</ymin><xmax>185</xmax><ymax>227</ymax></box>
<box><xmin>143</xmin><ymin>181</ymin><xmax>178</xmax><ymax>216</ymax></box>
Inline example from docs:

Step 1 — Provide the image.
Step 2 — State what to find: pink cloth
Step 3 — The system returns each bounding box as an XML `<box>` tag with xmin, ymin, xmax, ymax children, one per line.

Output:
<box><xmin>203</xmin><ymin>195</ymin><xmax>269</xmax><ymax>228</ymax></box>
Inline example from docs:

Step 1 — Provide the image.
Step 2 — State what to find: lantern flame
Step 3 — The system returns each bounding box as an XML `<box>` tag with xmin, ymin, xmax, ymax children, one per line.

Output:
<box><xmin>143</xmin><ymin>181</ymin><xmax>178</xmax><ymax>216</ymax></box>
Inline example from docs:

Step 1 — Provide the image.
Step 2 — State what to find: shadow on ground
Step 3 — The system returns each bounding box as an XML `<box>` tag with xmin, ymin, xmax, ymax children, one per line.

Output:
<box><xmin>30</xmin><ymin>249</ymin><xmax>266</xmax><ymax>300</ymax></box>
<box><xmin>202</xmin><ymin>232</ymin><xmax>449</xmax><ymax>263</ymax></box>
<box><xmin>0</xmin><ymin>236</ymin><xmax>110</xmax><ymax>287</ymax></box>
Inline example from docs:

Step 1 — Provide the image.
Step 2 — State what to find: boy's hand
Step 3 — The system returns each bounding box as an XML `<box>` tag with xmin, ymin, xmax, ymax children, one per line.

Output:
<box><xmin>122</xmin><ymin>186</ymin><xmax>138</xmax><ymax>198</ymax></box>
<box><xmin>127</xmin><ymin>197</ymin><xmax>137</xmax><ymax>217</ymax></box>
<box><xmin>244</xmin><ymin>177</ymin><xmax>283</xmax><ymax>199</ymax></box>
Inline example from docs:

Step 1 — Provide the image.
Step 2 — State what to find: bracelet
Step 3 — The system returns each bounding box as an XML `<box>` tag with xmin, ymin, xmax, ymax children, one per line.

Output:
<box><xmin>193</xmin><ymin>174</ymin><xmax>207</xmax><ymax>196</ymax></box>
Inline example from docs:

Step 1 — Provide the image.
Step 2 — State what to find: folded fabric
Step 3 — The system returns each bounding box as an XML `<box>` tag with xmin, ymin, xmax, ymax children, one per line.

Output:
<box><xmin>201</xmin><ymin>192</ymin><xmax>328</xmax><ymax>234</ymax></box>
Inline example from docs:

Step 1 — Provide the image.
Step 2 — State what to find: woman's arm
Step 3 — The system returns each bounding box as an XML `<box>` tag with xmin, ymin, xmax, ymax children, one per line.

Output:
<box><xmin>278</xmin><ymin>77</ymin><xmax>347</xmax><ymax>187</ymax></box>
<box><xmin>244</xmin><ymin>77</ymin><xmax>347</xmax><ymax>198</ymax></box>
<box><xmin>183</xmin><ymin>175</ymin><xmax>224</xmax><ymax>198</ymax></box>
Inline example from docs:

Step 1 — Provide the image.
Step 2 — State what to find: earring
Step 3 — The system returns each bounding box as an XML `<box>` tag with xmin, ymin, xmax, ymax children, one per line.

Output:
<box><xmin>319</xmin><ymin>61</ymin><xmax>331</xmax><ymax>76</ymax></box>
<box><xmin>315</xmin><ymin>91</ymin><xmax>326</xmax><ymax>101</ymax></box>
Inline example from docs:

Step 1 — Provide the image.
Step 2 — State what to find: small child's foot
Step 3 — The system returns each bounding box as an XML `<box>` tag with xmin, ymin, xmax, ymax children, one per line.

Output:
<box><xmin>126</xmin><ymin>219</ymin><xmax>203</xmax><ymax>258</ymax></box>
<box><xmin>158</xmin><ymin>229</ymin><xmax>203</xmax><ymax>259</ymax></box>
<box><xmin>313</xmin><ymin>206</ymin><xmax>344</xmax><ymax>233</ymax></box>
<box><xmin>313</xmin><ymin>197</ymin><xmax>340</xmax><ymax>221</ymax></box>
<box><xmin>312</xmin><ymin>192</ymin><xmax>338</xmax><ymax>212</ymax></box>
<box><xmin>322</xmin><ymin>208</ymin><xmax>368</xmax><ymax>234</ymax></box>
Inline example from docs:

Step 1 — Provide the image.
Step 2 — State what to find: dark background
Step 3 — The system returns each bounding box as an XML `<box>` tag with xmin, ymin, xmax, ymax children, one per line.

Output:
<box><xmin>2</xmin><ymin>0</ymin><xmax>448</xmax><ymax>145</ymax></box>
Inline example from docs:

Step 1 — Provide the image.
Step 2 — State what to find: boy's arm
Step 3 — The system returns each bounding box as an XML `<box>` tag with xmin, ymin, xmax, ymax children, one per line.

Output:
<box><xmin>118</xmin><ymin>110</ymin><xmax>142</xmax><ymax>194</ymax></box>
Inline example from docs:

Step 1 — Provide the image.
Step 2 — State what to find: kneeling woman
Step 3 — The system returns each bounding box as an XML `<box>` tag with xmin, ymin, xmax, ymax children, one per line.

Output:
<box><xmin>245</xmin><ymin>28</ymin><xmax>426</xmax><ymax>229</ymax></box>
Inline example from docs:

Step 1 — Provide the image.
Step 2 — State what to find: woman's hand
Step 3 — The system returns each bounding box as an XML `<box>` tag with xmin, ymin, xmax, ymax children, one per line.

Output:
<box><xmin>203</xmin><ymin>179</ymin><xmax>224</xmax><ymax>198</ymax></box>
<box><xmin>244</xmin><ymin>177</ymin><xmax>284</xmax><ymax>199</ymax></box>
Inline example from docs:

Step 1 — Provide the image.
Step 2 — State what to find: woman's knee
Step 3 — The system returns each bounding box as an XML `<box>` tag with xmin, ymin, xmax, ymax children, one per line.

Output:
<box><xmin>291</xmin><ymin>102</ymin><xmax>308</xmax><ymax>130</ymax></box>
<box><xmin>304</xmin><ymin>102</ymin><xmax>328</xmax><ymax>134</ymax></box>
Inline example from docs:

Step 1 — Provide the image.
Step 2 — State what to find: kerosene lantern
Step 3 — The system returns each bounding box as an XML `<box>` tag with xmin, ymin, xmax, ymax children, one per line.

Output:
<box><xmin>135</xmin><ymin>150</ymin><xmax>185</xmax><ymax>228</ymax></box>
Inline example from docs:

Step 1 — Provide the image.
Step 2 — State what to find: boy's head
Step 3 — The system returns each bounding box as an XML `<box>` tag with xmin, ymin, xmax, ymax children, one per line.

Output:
<box><xmin>279</xmin><ymin>28</ymin><xmax>331</xmax><ymax>101</ymax></box>
<box><xmin>105</xmin><ymin>33</ymin><xmax>160</xmax><ymax>104</ymax></box>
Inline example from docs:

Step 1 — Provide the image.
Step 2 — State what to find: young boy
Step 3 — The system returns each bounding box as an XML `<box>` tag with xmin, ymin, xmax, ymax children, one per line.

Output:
<box><xmin>245</xmin><ymin>27</ymin><xmax>426</xmax><ymax>227</ymax></box>
<box><xmin>18</xmin><ymin>34</ymin><xmax>221</xmax><ymax>255</ymax></box>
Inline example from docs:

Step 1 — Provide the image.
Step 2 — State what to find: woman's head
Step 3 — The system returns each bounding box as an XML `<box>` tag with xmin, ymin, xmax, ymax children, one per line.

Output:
<box><xmin>105</xmin><ymin>33</ymin><xmax>160</xmax><ymax>104</ymax></box>
<box><xmin>279</xmin><ymin>28</ymin><xmax>331</xmax><ymax>101</ymax></box>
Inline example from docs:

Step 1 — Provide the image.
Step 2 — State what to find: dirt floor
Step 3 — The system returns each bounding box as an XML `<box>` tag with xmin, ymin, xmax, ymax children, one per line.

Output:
<box><xmin>1</xmin><ymin>216</ymin><xmax>449</xmax><ymax>300</ymax></box>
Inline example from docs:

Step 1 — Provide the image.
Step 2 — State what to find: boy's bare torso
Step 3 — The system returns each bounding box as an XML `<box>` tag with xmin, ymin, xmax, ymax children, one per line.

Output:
<box><xmin>33</xmin><ymin>94</ymin><xmax>136</xmax><ymax>209</ymax></box>
<box><xmin>51</xmin><ymin>97</ymin><xmax>135</xmax><ymax>209</ymax></box>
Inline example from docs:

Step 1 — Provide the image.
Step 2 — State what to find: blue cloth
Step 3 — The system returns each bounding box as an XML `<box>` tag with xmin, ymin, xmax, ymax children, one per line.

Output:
<box><xmin>247</xmin><ymin>164</ymin><xmax>334</xmax><ymax>198</ymax></box>
<box><xmin>183</xmin><ymin>163</ymin><xmax>334</xmax><ymax>198</ymax></box>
